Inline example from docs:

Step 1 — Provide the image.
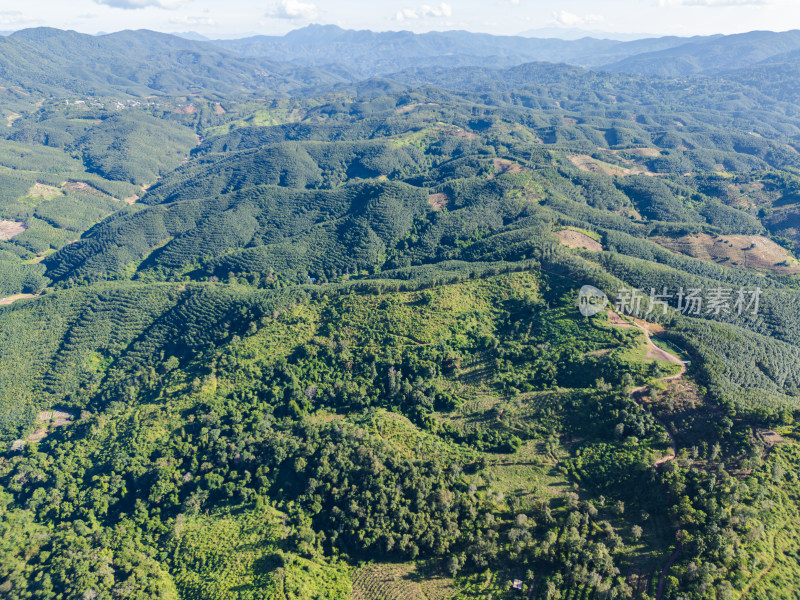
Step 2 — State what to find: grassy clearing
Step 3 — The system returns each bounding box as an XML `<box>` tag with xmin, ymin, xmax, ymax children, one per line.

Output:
<box><xmin>204</xmin><ymin>108</ymin><xmax>306</xmax><ymax>137</ymax></box>
<box><xmin>618</xmin><ymin>333</ymin><xmax>683</xmax><ymax>377</ymax></box>
<box><xmin>171</xmin><ymin>507</ymin><xmax>351</xmax><ymax>600</ymax></box>
<box><xmin>366</xmin><ymin>408</ymin><xmax>477</xmax><ymax>463</ymax></box>
<box><xmin>351</xmin><ymin>563</ymin><xmax>427</xmax><ymax>600</ymax></box>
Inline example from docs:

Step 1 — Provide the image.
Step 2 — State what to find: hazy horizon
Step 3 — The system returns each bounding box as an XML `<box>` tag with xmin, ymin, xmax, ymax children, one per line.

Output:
<box><xmin>2</xmin><ymin>22</ymin><xmax>799</xmax><ymax>43</ymax></box>
<box><xmin>2</xmin><ymin>0</ymin><xmax>798</xmax><ymax>40</ymax></box>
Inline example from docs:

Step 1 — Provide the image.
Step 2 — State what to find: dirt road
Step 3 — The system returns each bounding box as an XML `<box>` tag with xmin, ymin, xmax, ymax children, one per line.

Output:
<box><xmin>616</xmin><ymin>316</ymin><xmax>686</xmax><ymax>465</ymax></box>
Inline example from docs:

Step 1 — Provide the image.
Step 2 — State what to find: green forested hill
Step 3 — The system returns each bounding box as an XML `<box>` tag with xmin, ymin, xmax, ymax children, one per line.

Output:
<box><xmin>3</xmin><ymin>27</ymin><xmax>800</xmax><ymax>600</ymax></box>
<box><xmin>0</xmin><ymin>27</ymin><xmax>343</xmax><ymax>99</ymax></box>
<box><xmin>602</xmin><ymin>30</ymin><xmax>800</xmax><ymax>76</ymax></box>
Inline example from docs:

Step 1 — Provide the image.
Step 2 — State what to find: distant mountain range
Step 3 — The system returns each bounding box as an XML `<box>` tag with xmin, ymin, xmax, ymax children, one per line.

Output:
<box><xmin>517</xmin><ymin>27</ymin><xmax>656</xmax><ymax>41</ymax></box>
<box><xmin>170</xmin><ymin>31</ymin><xmax>211</xmax><ymax>41</ymax></box>
<box><xmin>207</xmin><ymin>25</ymin><xmax>800</xmax><ymax>83</ymax></box>
<box><xmin>1</xmin><ymin>25</ymin><xmax>800</xmax><ymax>101</ymax></box>
<box><xmin>603</xmin><ymin>29</ymin><xmax>800</xmax><ymax>75</ymax></box>
<box><xmin>210</xmin><ymin>24</ymin><xmax>706</xmax><ymax>77</ymax></box>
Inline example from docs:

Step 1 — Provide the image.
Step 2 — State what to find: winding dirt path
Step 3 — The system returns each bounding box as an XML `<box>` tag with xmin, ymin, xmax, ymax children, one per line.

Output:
<box><xmin>635</xmin><ymin>323</ymin><xmax>684</xmax><ymax>465</ymax></box>
<box><xmin>616</xmin><ymin>318</ymin><xmax>688</xmax><ymax>600</ymax></box>
<box><xmin>618</xmin><ymin>317</ymin><xmax>686</xmax><ymax>466</ymax></box>
<box><xmin>655</xmin><ymin>543</ymin><xmax>682</xmax><ymax>600</ymax></box>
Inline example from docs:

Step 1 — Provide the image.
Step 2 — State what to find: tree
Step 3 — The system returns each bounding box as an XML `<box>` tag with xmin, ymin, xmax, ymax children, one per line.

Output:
<box><xmin>631</xmin><ymin>525</ymin><xmax>642</xmax><ymax>541</ymax></box>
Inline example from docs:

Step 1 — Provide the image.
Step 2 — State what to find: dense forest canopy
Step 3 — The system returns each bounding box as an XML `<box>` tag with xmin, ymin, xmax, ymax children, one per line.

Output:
<box><xmin>1</xmin><ymin>25</ymin><xmax>800</xmax><ymax>600</ymax></box>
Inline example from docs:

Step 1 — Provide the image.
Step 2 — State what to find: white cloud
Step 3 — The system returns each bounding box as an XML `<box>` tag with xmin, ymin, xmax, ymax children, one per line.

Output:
<box><xmin>0</xmin><ymin>10</ymin><xmax>35</xmax><ymax>25</ymax></box>
<box><xmin>658</xmin><ymin>0</ymin><xmax>768</xmax><ymax>5</ymax></box>
<box><xmin>551</xmin><ymin>10</ymin><xmax>604</xmax><ymax>27</ymax></box>
<box><xmin>94</xmin><ymin>0</ymin><xmax>185</xmax><ymax>9</ymax></box>
<box><xmin>395</xmin><ymin>2</ymin><xmax>453</xmax><ymax>21</ymax></box>
<box><xmin>266</xmin><ymin>0</ymin><xmax>319</xmax><ymax>20</ymax></box>
<box><xmin>170</xmin><ymin>15</ymin><xmax>215</xmax><ymax>25</ymax></box>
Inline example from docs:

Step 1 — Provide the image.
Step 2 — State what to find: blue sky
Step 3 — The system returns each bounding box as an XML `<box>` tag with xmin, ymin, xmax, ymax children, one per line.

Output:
<box><xmin>1</xmin><ymin>0</ymin><xmax>798</xmax><ymax>37</ymax></box>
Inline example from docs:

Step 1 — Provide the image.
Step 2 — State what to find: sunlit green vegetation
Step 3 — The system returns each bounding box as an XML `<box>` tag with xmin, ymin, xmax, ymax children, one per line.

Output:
<box><xmin>2</xmin><ymin>26</ymin><xmax>800</xmax><ymax>600</ymax></box>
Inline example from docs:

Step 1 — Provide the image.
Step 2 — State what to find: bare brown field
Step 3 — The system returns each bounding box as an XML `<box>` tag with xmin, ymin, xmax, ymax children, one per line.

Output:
<box><xmin>492</xmin><ymin>158</ymin><xmax>523</xmax><ymax>175</ymax></box>
<box><xmin>0</xmin><ymin>219</ymin><xmax>26</xmax><ymax>240</ymax></box>
<box><xmin>0</xmin><ymin>293</ymin><xmax>36</xmax><ymax>305</ymax></box>
<box><xmin>652</xmin><ymin>232</ymin><xmax>800</xmax><ymax>274</ymax></box>
<box><xmin>555</xmin><ymin>229</ymin><xmax>603</xmax><ymax>251</ymax></box>
<box><xmin>428</xmin><ymin>193</ymin><xmax>449</xmax><ymax>211</ymax></box>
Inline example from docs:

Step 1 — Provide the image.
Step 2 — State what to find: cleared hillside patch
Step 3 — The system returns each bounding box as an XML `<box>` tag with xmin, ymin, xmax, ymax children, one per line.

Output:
<box><xmin>0</xmin><ymin>293</ymin><xmax>36</xmax><ymax>305</ymax></box>
<box><xmin>428</xmin><ymin>192</ymin><xmax>449</xmax><ymax>210</ymax></box>
<box><xmin>0</xmin><ymin>219</ymin><xmax>25</xmax><ymax>240</ymax></box>
<box><xmin>653</xmin><ymin>232</ymin><xmax>800</xmax><ymax>273</ymax></box>
<box><xmin>555</xmin><ymin>228</ymin><xmax>603</xmax><ymax>251</ymax></box>
<box><xmin>28</xmin><ymin>182</ymin><xmax>61</xmax><ymax>198</ymax></box>
<box><xmin>569</xmin><ymin>154</ymin><xmax>656</xmax><ymax>177</ymax></box>
<box><xmin>351</xmin><ymin>563</ymin><xmax>423</xmax><ymax>600</ymax></box>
